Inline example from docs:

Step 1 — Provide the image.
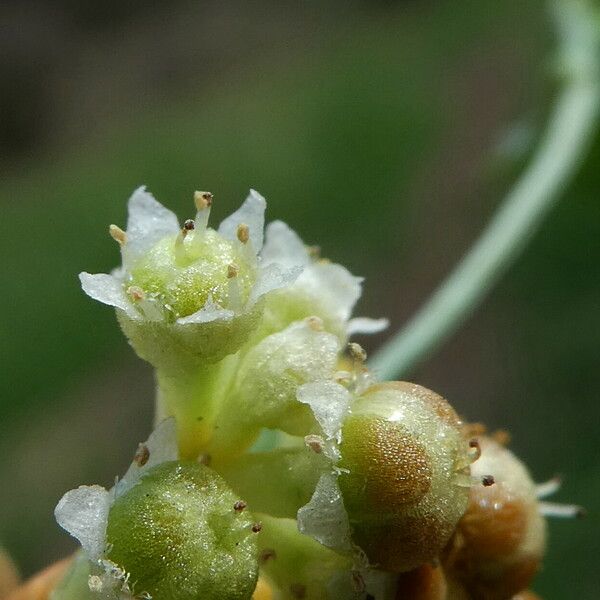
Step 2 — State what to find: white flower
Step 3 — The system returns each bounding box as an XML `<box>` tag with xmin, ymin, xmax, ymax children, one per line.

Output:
<box><xmin>80</xmin><ymin>187</ymin><xmax>387</xmax><ymax>340</ymax></box>
<box><xmin>80</xmin><ymin>187</ymin><xmax>302</xmax><ymax>326</ymax></box>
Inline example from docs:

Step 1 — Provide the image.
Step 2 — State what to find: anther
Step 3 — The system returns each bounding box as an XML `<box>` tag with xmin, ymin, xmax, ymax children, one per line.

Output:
<box><xmin>133</xmin><ymin>443</ymin><xmax>150</xmax><ymax>467</ymax></box>
<box><xmin>193</xmin><ymin>191</ymin><xmax>213</xmax><ymax>210</ymax></box>
<box><xmin>492</xmin><ymin>429</ymin><xmax>511</xmax><ymax>446</ymax></box>
<box><xmin>304</xmin><ymin>434</ymin><xmax>324</xmax><ymax>454</ymax></box>
<box><xmin>251</xmin><ymin>522</ymin><xmax>262</xmax><ymax>533</ymax></box>
<box><xmin>109</xmin><ymin>224</ymin><xmax>127</xmax><ymax>246</ymax></box>
<box><xmin>306</xmin><ymin>316</ymin><xmax>324</xmax><ymax>332</ymax></box>
<box><xmin>227</xmin><ymin>263</ymin><xmax>239</xmax><ymax>279</ymax></box>
<box><xmin>481</xmin><ymin>475</ymin><xmax>495</xmax><ymax>487</ymax></box>
<box><xmin>348</xmin><ymin>342</ymin><xmax>367</xmax><ymax>363</ymax></box>
<box><xmin>183</xmin><ymin>219</ymin><xmax>195</xmax><ymax>231</ymax></box>
<box><xmin>237</xmin><ymin>223</ymin><xmax>250</xmax><ymax>244</ymax></box>
<box><xmin>233</xmin><ymin>500</ymin><xmax>247</xmax><ymax>512</ymax></box>
<box><xmin>127</xmin><ymin>286</ymin><xmax>145</xmax><ymax>302</ymax></box>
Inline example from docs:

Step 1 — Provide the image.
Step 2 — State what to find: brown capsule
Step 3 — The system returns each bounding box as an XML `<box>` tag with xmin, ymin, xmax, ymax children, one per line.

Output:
<box><xmin>444</xmin><ymin>436</ymin><xmax>546</xmax><ymax>600</ymax></box>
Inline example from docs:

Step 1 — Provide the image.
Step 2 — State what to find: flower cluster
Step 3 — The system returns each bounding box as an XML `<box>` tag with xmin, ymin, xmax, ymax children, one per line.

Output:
<box><xmin>52</xmin><ymin>188</ymin><xmax>577</xmax><ymax>600</ymax></box>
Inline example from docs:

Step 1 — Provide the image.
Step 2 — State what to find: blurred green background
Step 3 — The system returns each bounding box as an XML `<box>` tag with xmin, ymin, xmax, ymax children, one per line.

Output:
<box><xmin>0</xmin><ymin>0</ymin><xmax>598</xmax><ymax>597</ymax></box>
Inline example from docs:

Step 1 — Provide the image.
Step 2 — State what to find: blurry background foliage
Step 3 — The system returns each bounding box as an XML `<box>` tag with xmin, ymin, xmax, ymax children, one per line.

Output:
<box><xmin>0</xmin><ymin>0</ymin><xmax>598</xmax><ymax>597</ymax></box>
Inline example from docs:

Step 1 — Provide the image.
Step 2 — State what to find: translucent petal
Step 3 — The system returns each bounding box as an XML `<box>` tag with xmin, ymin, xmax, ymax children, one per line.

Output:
<box><xmin>218</xmin><ymin>189</ymin><xmax>266</xmax><ymax>252</ymax></box>
<box><xmin>297</xmin><ymin>381</ymin><xmax>351</xmax><ymax>441</ymax></box>
<box><xmin>296</xmin><ymin>263</ymin><xmax>363</xmax><ymax>324</ymax></box>
<box><xmin>54</xmin><ymin>485</ymin><xmax>110</xmax><ymax>561</ymax></box>
<box><xmin>79</xmin><ymin>272</ymin><xmax>138</xmax><ymax>319</ymax></box>
<box><xmin>176</xmin><ymin>295</ymin><xmax>235</xmax><ymax>324</ymax></box>
<box><xmin>297</xmin><ymin>472</ymin><xmax>352</xmax><ymax>552</ymax></box>
<box><xmin>116</xmin><ymin>418</ymin><xmax>178</xmax><ymax>497</ymax></box>
<box><xmin>261</xmin><ymin>221</ymin><xmax>311</xmax><ymax>269</ymax></box>
<box><xmin>346</xmin><ymin>317</ymin><xmax>390</xmax><ymax>336</ymax></box>
<box><xmin>249</xmin><ymin>262</ymin><xmax>303</xmax><ymax>305</ymax></box>
<box><xmin>125</xmin><ymin>186</ymin><xmax>180</xmax><ymax>262</ymax></box>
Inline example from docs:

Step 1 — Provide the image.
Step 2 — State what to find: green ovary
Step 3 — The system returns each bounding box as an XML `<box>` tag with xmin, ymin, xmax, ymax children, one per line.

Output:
<box><xmin>106</xmin><ymin>461</ymin><xmax>259</xmax><ymax>600</ymax></box>
<box><xmin>129</xmin><ymin>229</ymin><xmax>255</xmax><ymax>319</ymax></box>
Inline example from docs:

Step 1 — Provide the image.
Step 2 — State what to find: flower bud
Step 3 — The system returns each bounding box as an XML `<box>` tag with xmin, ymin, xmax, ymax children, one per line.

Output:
<box><xmin>106</xmin><ymin>461</ymin><xmax>259</xmax><ymax>600</ymax></box>
<box><xmin>337</xmin><ymin>382</ymin><xmax>471</xmax><ymax>572</ymax></box>
<box><xmin>444</xmin><ymin>436</ymin><xmax>547</xmax><ymax>600</ymax></box>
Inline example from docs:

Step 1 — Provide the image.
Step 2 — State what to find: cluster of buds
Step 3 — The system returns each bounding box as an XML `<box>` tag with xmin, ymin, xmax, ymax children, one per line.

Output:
<box><xmin>48</xmin><ymin>188</ymin><xmax>579</xmax><ymax>600</ymax></box>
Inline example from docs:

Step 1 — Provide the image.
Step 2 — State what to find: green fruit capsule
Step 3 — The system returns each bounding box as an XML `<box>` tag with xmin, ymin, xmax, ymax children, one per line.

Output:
<box><xmin>338</xmin><ymin>382</ymin><xmax>471</xmax><ymax>573</ymax></box>
<box><xmin>106</xmin><ymin>461</ymin><xmax>259</xmax><ymax>600</ymax></box>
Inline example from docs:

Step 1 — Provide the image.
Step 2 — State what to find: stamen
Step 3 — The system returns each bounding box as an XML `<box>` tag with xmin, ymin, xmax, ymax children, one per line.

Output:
<box><xmin>251</xmin><ymin>522</ymin><xmax>263</xmax><ymax>533</ymax></box>
<box><xmin>227</xmin><ymin>263</ymin><xmax>239</xmax><ymax>279</ymax></box>
<box><xmin>109</xmin><ymin>224</ymin><xmax>127</xmax><ymax>246</ymax></box>
<box><xmin>237</xmin><ymin>223</ymin><xmax>250</xmax><ymax>244</ymax></box>
<box><xmin>468</xmin><ymin>438</ymin><xmax>482</xmax><ymax>462</ymax></box>
<box><xmin>127</xmin><ymin>286</ymin><xmax>145</xmax><ymax>302</ymax></box>
<box><xmin>233</xmin><ymin>500</ymin><xmax>247</xmax><ymax>512</ymax></box>
<box><xmin>536</xmin><ymin>475</ymin><xmax>562</xmax><ymax>499</ymax></box>
<box><xmin>194</xmin><ymin>191</ymin><xmax>213</xmax><ymax>230</ymax></box>
<box><xmin>348</xmin><ymin>342</ymin><xmax>367</xmax><ymax>363</ymax></box>
<box><xmin>133</xmin><ymin>443</ymin><xmax>150</xmax><ymax>466</ymax></box>
<box><xmin>183</xmin><ymin>219</ymin><xmax>195</xmax><ymax>232</ymax></box>
<box><xmin>481</xmin><ymin>474</ymin><xmax>495</xmax><ymax>487</ymax></box>
<box><xmin>539</xmin><ymin>501</ymin><xmax>586</xmax><ymax>519</ymax></box>
<box><xmin>306</xmin><ymin>316</ymin><xmax>324</xmax><ymax>332</ymax></box>
<box><xmin>304</xmin><ymin>434</ymin><xmax>324</xmax><ymax>454</ymax></box>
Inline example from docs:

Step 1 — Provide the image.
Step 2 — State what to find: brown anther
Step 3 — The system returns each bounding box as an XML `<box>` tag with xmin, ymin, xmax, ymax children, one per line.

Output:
<box><xmin>492</xmin><ymin>429</ymin><xmax>511</xmax><ymax>446</ymax></box>
<box><xmin>194</xmin><ymin>191</ymin><xmax>213</xmax><ymax>210</ymax></box>
<box><xmin>233</xmin><ymin>500</ymin><xmax>247</xmax><ymax>512</ymax></box>
<box><xmin>289</xmin><ymin>583</ymin><xmax>306</xmax><ymax>599</ymax></box>
<box><xmin>251</xmin><ymin>522</ymin><xmax>262</xmax><ymax>533</ymax></box>
<box><xmin>197</xmin><ymin>453</ymin><xmax>212</xmax><ymax>466</ymax></box>
<box><xmin>227</xmin><ymin>263</ymin><xmax>239</xmax><ymax>279</ymax></box>
<box><xmin>237</xmin><ymin>223</ymin><xmax>250</xmax><ymax>244</ymax></box>
<box><xmin>306</xmin><ymin>316</ymin><xmax>324</xmax><ymax>332</ymax></box>
<box><xmin>304</xmin><ymin>434</ymin><xmax>324</xmax><ymax>454</ymax></box>
<box><xmin>259</xmin><ymin>548</ymin><xmax>276</xmax><ymax>563</ymax></box>
<box><xmin>348</xmin><ymin>342</ymin><xmax>367</xmax><ymax>362</ymax></box>
<box><xmin>109</xmin><ymin>224</ymin><xmax>127</xmax><ymax>246</ymax></box>
<box><xmin>183</xmin><ymin>219</ymin><xmax>195</xmax><ymax>231</ymax></box>
<box><xmin>468</xmin><ymin>438</ymin><xmax>482</xmax><ymax>461</ymax></box>
<box><xmin>482</xmin><ymin>474</ymin><xmax>495</xmax><ymax>487</ymax></box>
<box><xmin>127</xmin><ymin>286</ymin><xmax>145</xmax><ymax>302</ymax></box>
<box><xmin>133</xmin><ymin>443</ymin><xmax>150</xmax><ymax>466</ymax></box>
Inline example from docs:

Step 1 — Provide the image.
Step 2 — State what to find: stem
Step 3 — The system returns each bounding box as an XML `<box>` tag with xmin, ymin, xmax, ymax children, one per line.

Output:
<box><xmin>370</xmin><ymin>0</ymin><xmax>600</xmax><ymax>380</ymax></box>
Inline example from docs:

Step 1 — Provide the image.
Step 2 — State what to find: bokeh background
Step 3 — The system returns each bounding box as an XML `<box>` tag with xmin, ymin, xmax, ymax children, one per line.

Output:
<box><xmin>1</xmin><ymin>0</ymin><xmax>598</xmax><ymax>597</ymax></box>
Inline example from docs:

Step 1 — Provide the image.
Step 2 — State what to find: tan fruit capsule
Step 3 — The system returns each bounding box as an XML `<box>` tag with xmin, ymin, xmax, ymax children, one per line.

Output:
<box><xmin>444</xmin><ymin>436</ymin><xmax>547</xmax><ymax>600</ymax></box>
<box><xmin>338</xmin><ymin>382</ymin><xmax>472</xmax><ymax>572</ymax></box>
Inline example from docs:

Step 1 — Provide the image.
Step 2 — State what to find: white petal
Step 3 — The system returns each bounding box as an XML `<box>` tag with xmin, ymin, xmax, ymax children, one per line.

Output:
<box><xmin>176</xmin><ymin>295</ymin><xmax>235</xmax><ymax>325</ymax></box>
<box><xmin>261</xmin><ymin>221</ymin><xmax>311</xmax><ymax>269</ymax></box>
<box><xmin>347</xmin><ymin>317</ymin><xmax>390</xmax><ymax>336</ymax></box>
<box><xmin>296</xmin><ymin>263</ymin><xmax>363</xmax><ymax>324</ymax></box>
<box><xmin>297</xmin><ymin>381</ymin><xmax>351</xmax><ymax>441</ymax></box>
<box><xmin>218</xmin><ymin>189</ymin><xmax>266</xmax><ymax>252</ymax></box>
<box><xmin>79</xmin><ymin>272</ymin><xmax>138</xmax><ymax>319</ymax></box>
<box><xmin>125</xmin><ymin>186</ymin><xmax>180</xmax><ymax>262</ymax></box>
<box><xmin>297</xmin><ymin>472</ymin><xmax>352</xmax><ymax>552</ymax></box>
<box><xmin>249</xmin><ymin>263</ymin><xmax>303</xmax><ymax>305</ymax></box>
<box><xmin>116</xmin><ymin>418</ymin><xmax>178</xmax><ymax>497</ymax></box>
<box><xmin>54</xmin><ymin>485</ymin><xmax>110</xmax><ymax>561</ymax></box>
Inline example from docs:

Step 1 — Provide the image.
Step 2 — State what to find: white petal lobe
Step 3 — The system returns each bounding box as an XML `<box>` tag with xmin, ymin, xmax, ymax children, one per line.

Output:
<box><xmin>218</xmin><ymin>189</ymin><xmax>266</xmax><ymax>251</ymax></box>
<box><xmin>79</xmin><ymin>272</ymin><xmax>137</xmax><ymax>319</ymax></box>
<box><xmin>261</xmin><ymin>221</ymin><xmax>311</xmax><ymax>269</ymax></box>
<box><xmin>297</xmin><ymin>381</ymin><xmax>351</xmax><ymax>441</ymax></box>
<box><xmin>54</xmin><ymin>485</ymin><xmax>110</xmax><ymax>561</ymax></box>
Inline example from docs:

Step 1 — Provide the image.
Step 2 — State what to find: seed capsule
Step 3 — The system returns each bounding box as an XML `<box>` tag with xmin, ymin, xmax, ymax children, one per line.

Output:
<box><xmin>106</xmin><ymin>461</ymin><xmax>259</xmax><ymax>600</ymax></box>
<box><xmin>444</xmin><ymin>436</ymin><xmax>547</xmax><ymax>600</ymax></box>
<box><xmin>338</xmin><ymin>382</ymin><xmax>471</xmax><ymax>572</ymax></box>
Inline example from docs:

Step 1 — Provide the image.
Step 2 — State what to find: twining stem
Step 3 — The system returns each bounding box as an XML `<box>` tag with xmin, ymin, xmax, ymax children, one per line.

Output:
<box><xmin>370</xmin><ymin>0</ymin><xmax>600</xmax><ymax>380</ymax></box>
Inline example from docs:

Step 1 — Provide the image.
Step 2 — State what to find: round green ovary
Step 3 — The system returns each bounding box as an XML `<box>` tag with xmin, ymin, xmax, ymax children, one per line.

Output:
<box><xmin>129</xmin><ymin>230</ymin><xmax>255</xmax><ymax>319</ymax></box>
<box><xmin>106</xmin><ymin>461</ymin><xmax>258</xmax><ymax>600</ymax></box>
